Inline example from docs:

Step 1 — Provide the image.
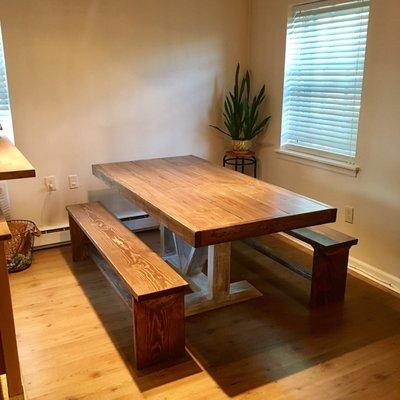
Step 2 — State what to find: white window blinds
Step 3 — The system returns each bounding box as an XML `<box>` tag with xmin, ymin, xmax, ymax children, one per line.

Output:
<box><xmin>281</xmin><ymin>0</ymin><xmax>370</xmax><ymax>159</ymax></box>
<box><xmin>0</xmin><ymin>29</ymin><xmax>10</xmax><ymax>118</ymax></box>
<box><xmin>0</xmin><ymin>26</ymin><xmax>14</xmax><ymax>141</ymax></box>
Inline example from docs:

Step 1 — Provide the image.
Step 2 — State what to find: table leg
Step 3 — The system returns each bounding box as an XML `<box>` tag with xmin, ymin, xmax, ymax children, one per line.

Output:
<box><xmin>160</xmin><ymin>224</ymin><xmax>176</xmax><ymax>259</ymax></box>
<box><xmin>160</xmin><ymin>226</ymin><xmax>262</xmax><ymax>316</ymax></box>
<box><xmin>0</xmin><ymin>242</ymin><xmax>24</xmax><ymax>399</ymax></box>
<box><xmin>207</xmin><ymin>243</ymin><xmax>230</xmax><ymax>300</ymax></box>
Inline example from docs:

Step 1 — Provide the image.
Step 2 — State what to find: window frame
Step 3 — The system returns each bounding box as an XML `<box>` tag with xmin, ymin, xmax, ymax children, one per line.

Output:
<box><xmin>278</xmin><ymin>0</ymin><xmax>369</xmax><ymax>175</ymax></box>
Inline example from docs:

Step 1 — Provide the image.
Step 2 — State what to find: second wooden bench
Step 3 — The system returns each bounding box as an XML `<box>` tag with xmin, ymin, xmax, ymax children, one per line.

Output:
<box><xmin>66</xmin><ymin>202</ymin><xmax>189</xmax><ymax>369</ymax></box>
<box><xmin>244</xmin><ymin>225</ymin><xmax>358</xmax><ymax>307</ymax></box>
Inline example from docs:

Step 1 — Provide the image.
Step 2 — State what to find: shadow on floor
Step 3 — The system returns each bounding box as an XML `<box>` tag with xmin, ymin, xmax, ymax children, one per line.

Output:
<box><xmin>61</xmin><ymin>247</ymin><xmax>202</xmax><ymax>393</ymax></box>
<box><xmin>183</xmin><ymin>240</ymin><xmax>400</xmax><ymax>397</ymax></box>
<box><xmin>65</xmin><ymin>230</ymin><xmax>400</xmax><ymax>397</ymax></box>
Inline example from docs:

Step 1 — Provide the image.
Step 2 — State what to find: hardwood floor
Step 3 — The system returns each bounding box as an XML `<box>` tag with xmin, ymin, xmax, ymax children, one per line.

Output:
<box><xmin>5</xmin><ymin>230</ymin><xmax>400</xmax><ymax>399</ymax></box>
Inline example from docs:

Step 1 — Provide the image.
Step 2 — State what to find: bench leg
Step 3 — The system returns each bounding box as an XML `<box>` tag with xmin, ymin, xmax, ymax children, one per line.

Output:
<box><xmin>68</xmin><ymin>215</ymin><xmax>88</xmax><ymax>262</ymax></box>
<box><xmin>310</xmin><ymin>247</ymin><xmax>350</xmax><ymax>307</ymax></box>
<box><xmin>133</xmin><ymin>292</ymin><xmax>185</xmax><ymax>369</ymax></box>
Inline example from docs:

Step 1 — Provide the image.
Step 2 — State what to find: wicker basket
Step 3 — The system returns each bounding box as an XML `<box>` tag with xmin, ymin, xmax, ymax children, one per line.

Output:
<box><xmin>5</xmin><ymin>220</ymin><xmax>41</xmax><ymax>273</ymax></box>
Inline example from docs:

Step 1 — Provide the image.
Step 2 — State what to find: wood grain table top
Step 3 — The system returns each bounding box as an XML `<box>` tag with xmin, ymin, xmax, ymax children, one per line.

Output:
<box><xmin>93</xmin><ymin>155</ymin><xmax>337</xmax><ymax>247</ymax></box>
<box><xmin>0</xmin><ymin>137</ymin><xmax>35</xmax><ymax>181</ymax></box>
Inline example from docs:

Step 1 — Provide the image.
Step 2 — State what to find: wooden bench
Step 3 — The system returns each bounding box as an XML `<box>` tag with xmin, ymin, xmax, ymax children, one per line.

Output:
<box><xmin>244</xmin><ymin>225</ymin><xmax>358</xmax><ymax>307</ymax></box>
<box><xmin>66</xmin><ymin>202</ymin><xmax>189</xmax><ymax>370</ymax></box>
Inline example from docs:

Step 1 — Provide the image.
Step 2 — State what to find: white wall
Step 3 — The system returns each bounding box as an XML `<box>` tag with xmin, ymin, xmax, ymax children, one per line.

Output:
<box><xmin>0</xmin><ymin>0</ymin><xmax>249</xmax><ymax>228</ymax></box>
<box><xmin>250</xmin><ymin>0</ymin><xmax>400</xmax><ymax>279</ymax></box>
<box><xmin>2</xmin><ymin>0</ymin><xmax>399</xmax><ymax>283</ymax></box>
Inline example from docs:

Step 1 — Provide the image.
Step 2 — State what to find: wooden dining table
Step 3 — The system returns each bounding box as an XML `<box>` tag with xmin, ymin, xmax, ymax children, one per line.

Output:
<box><xmin>93</xmin><ymin>155</ymin><xmax>336</xmax><ymax>315</ymax></box>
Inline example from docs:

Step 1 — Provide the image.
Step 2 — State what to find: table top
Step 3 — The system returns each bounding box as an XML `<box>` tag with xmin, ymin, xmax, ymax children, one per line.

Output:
<box><xmin>0</xmin><ymin>137</ymin><xmax>35</xmax><ymax>181</ymax></box>
<box><xmin>93</xmin><ymin>155</ymin><xmax>336</xmax><ymax>247</ymax></box>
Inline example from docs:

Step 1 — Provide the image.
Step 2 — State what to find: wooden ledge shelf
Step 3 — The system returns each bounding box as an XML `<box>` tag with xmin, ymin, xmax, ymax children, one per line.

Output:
<box><xmin>0</xmin><ymin>137</ymin><xmax>35</xmax><ymax>181</ymax></box>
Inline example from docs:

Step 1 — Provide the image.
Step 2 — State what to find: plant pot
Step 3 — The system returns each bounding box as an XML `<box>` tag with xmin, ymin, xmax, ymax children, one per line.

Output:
<box><xmin>232</xmin><ymin>139</ymin><xmax>252</xmax><ymax>152</ymax></box>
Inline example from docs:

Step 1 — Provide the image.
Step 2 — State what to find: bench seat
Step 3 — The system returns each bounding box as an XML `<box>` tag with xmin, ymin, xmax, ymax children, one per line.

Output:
<box><xmin>67</xmin><ymin>202</ymin><xmax>189</xmax><ymax>369</ymax></box>
<box><xmin>67</xmin><ymin>202</ymin><xmax>188</xmax><ymax>301</ymax></box>
<box><xmin>287</xmin><ymin>225</ymin><xmax>358</xmax><ymax>251</ymax></box>
<box><xmin>244</xmin><ymin>224</ymin><xmax>358</xmax><ymax>307</ymax></box>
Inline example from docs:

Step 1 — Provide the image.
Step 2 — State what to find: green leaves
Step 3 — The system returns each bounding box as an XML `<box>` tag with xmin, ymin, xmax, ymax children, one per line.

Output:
<box><xmin>210</xmin><ymin>63</ymin><xmax>270</xmax><ymax>141</ymax></box>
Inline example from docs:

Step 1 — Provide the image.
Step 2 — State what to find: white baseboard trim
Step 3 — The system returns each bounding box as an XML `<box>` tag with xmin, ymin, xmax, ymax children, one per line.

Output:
<box><xmin>348</xmin><ymin>257</ymin><xmax>400</xmax><ymax>295</ymax></box>
<box><xmin>279</xmin><ymin>232</ymin><xmax>400</xmax><ymax>295</ymax></box>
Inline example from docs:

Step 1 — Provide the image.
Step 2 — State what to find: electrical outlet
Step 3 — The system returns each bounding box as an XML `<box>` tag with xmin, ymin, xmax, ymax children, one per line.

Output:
<box><xmin>68</xmin><ymin>174</ymin><xmax>79</xmax><ymax>189</ymax></box>
<box><xmin>44</xmin><ymin>176</ymin><xmax>57</xmax><ymax>191</ymax></box>
<box><xmin>344</xmin><ymin>206</ymin><xmax>354</xmax><ymax>224</ymax></box>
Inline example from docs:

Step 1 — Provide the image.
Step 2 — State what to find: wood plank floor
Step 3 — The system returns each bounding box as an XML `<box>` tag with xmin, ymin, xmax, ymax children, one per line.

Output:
<box><xmin>5</xmin><ymin>230</ymin><xmax>400</xmax><ymax>399</ymax></box>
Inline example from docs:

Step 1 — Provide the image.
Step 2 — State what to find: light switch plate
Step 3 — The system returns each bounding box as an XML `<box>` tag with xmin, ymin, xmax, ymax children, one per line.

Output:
<box><xmin>44</xmin><ymin>176</ymin><xmax>57</xmax><ymax>191</ymax></box>
<box><xmin>344</xmin><ymin>206</ymin><xmax>354</xmax><ymax>224</ymax></box>
<box><xmin>68</xmin><ymin>175</ymin><xmax>79</xmax><ymax>189</ymax></box>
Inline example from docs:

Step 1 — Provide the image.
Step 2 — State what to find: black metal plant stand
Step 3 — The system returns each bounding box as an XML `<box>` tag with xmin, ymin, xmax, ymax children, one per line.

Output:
<box><xmin>223</xmin><ymin>150</ymin><xmax>257</xmax><ymax>178</ymax></box>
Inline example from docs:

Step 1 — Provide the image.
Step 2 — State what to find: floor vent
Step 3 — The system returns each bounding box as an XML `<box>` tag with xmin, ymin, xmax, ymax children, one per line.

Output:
<box><xmin>35</xmin><ymin>213</ymin><xmax>155</xmax><ymax>249</ymax></box>
<box><xmin>40</xmin><ymin>226</ymin><xmax>70</xmax><ymax>235</ymax></box>
<box><xmin>39</xmin><ymin>214</ymin><xmax>150</xmax><ymax>235</ymax></box>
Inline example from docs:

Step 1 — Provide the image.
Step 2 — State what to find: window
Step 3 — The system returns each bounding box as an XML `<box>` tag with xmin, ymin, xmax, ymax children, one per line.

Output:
<box><xmin>280</xmin><ymin>0</ymin><xmax>370</xmax><ymax>168</ymax></box>
<box><xmin>0</xmin><ymin>26</ymin><xmax>14</xmax><ymax>141</ymax></box>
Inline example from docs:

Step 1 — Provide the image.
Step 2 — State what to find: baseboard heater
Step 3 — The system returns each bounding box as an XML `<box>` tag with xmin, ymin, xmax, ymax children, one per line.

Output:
<box><xmin>35</xmin><ymin>213</ymin><xmax>155</xmax><ymax>249</ymax></box>
<box><xmin>39</xmin><ymin>226</ymin><xmax>70</xmax><ymax>235</ymax></box>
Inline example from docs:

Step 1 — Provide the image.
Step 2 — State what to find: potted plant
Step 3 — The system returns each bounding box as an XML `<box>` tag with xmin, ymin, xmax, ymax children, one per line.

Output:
<box><xmin>211</xmin><ymin>63</ymin><xmax>270</xmax><ymax>152</ymax></box>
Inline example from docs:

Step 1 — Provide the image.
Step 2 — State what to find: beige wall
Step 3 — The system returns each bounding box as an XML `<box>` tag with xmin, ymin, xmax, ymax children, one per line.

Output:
<box><xmin>0</xmin><ymin>0</ymin><xmax>249</xmax><ymax>228</ymax></box>
<box><xmin>1</xmin><ymin>0</ymin><xmax>399</xmax><ymax>281</ymax></box>
<box><xmin>250</xmin><ymin>0</ymin><xmax>400</xmax><ymax>278</ymax></box>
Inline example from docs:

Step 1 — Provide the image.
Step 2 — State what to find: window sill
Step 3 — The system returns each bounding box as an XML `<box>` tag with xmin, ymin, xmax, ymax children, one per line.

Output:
<box><xmin>275</xmin><ymin>147</ymin><xmax>360</xmax><ymax>177</ymax></box>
